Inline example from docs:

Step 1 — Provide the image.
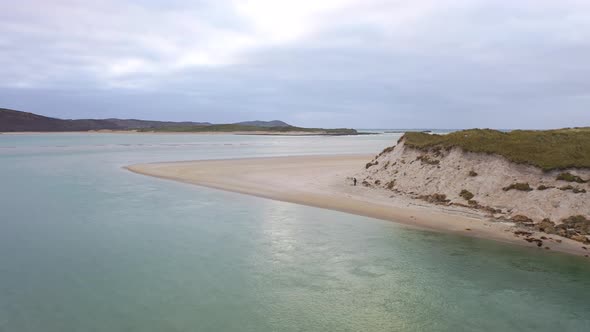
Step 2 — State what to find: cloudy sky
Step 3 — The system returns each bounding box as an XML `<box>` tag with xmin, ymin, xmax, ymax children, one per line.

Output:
<box><xmin>1</xmin><ymin>0</ymin><xmax>589</xmax><ymax>128</ymax></box>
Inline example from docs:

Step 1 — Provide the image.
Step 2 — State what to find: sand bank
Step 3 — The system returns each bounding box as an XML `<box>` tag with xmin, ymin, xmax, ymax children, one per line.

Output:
<box><xmin>126</xmin><ymin>155</ymin><xmax>590</xmax><ymax>257</ymax></box>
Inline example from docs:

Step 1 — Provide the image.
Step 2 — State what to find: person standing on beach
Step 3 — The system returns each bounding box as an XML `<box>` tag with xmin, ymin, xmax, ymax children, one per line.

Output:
<box><xmin>353</xmin><ymin>177</ymin><xmax>357</xmax><ymax>186</ymax></box>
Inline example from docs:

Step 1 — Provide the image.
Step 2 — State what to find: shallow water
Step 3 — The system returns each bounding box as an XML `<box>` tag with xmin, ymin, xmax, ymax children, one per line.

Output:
<box><xmin>1</xmin><ymin>133</ymin><xmax>589</xmax><ymax>332</ymax></box>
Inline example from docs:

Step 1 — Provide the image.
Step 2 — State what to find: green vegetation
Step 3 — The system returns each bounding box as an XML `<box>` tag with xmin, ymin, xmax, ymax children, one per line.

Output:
<box><xmin>558</xmin><ymin>185</ymin><xmax>587</xmax><ymax>193</ymax></box>
<box><xmin>138</xmin><ymin>124</ymin><xmax>357</xmax><ymax>135</ymax></box>
<box><xmin>365</xmin><ymin>160</ymin><xmax>378</xmax><ymax>169</ymax></box>
<box><xmin>419</xmin><ymin>193</ymin><xmax>450</xmax><ymax>204</ymax></box>
<box><xmin>556</xmin><ymin>172</ymin><xmax>587</xmax><ymax>183</ymax></box>
<box><xmin>416</xmin><ymin>155</ymin><xmax>440</xmax><ymax>165</ymax></box>
<box><xmin>459</xmin><ymin>189</ymin><xmax>474</xmax><ymax>200</ymax></box>
<box><xmin>378</xmin><ymin>145</ymin><xmax>396</xmax><ymax>157</ymax></box>
<box><xmin>537</xmin><ymin>185</ymin><xmax>554</xmax><ymax>190</ymax></box>
<box><xmin>560</xmin><ymin>215</ymin><xmax>590</xmax><ymax>235</ymax></box>
<box><xmin>402</xmin><ymin>128</ymin><xmax>590</xmax><ymax>171</ymax></box>
<box><xmin>503</xmin><ymin>183</ymin><xmax>533</xmax><ymax>192</ymax></box>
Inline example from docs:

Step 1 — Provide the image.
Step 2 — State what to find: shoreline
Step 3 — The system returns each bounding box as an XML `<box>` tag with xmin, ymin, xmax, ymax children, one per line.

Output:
<box><xmin>0</xmin><ymin>130</ymin><xmax>364</xmax><ymax>136</ymax></box>
<box><xmin>125</xmin><ymin>155</ymin><xmax>590</xmax><ymax>258</ymax></box>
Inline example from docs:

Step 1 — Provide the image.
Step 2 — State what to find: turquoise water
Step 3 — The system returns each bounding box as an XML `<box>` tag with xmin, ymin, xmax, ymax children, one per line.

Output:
<box><xmin>1</xmin><ymin>133</ymin><xmax>589</xmax><ymax>332</ymax></box>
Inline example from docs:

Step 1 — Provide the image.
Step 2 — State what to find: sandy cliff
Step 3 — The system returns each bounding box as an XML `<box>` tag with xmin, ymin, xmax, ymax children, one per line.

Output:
<box><xmin>356</xmin><ymin>137</ymin><xmax>590</xmax><ymax>243</ymax></box>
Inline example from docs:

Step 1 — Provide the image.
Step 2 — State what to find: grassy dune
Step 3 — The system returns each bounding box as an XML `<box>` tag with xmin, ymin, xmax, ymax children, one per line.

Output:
<box><xmin>402</xmin><ymin>128</ymin><xmax>590</xmax><ymax>171</ymax></box>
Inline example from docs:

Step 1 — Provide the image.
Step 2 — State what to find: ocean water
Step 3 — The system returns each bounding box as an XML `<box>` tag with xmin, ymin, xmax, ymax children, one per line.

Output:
<box><xmin>1</xmin><ymin>133</ymin><xmax>589</xmax><ymax>332</ymax></box>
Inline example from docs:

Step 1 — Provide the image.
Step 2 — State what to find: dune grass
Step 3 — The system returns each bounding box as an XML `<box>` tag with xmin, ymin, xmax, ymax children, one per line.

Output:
<box><xmin>402</xmin><ymin>128</ymin><xmax>590</xmax><ymax>171</ymax></box>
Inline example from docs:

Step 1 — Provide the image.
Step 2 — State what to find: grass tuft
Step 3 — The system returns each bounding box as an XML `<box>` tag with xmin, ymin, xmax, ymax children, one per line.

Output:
<box><xmin>556</xmin><ymin>172</ymin><xmax>587</xmax><ymax>183</ymax></box>
<box><xmin>503</xmin><ymin>183</ymin><xmax>533</xmax><ymax>192</ymax></box>
<box><xmin>459</xmin><ymin>189</ymin><xmax>474</xmax><ymax>200</ymax></box>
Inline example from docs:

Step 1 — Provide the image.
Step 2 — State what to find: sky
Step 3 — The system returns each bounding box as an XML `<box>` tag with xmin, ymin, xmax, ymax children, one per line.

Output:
<box><xmin>1</xmin><ymin>0</ymin><xmax>590</xmax><ymax>129</ymax></box>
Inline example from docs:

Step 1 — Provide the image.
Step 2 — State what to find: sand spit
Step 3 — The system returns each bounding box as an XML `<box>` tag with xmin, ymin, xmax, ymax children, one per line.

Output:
<box><xmin>126</xmin><ymin>155</ymin><xmax>590</xmax><ymax>258</ymax></box>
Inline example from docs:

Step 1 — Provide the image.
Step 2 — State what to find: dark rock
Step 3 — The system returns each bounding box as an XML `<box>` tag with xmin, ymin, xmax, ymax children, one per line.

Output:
<box><xmin>515</xmin><ymin>230</ymin><xmax>533</xmax><ymax>237</ymax></box>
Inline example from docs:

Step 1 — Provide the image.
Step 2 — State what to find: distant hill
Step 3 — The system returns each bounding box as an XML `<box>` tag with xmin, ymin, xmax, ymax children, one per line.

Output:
<box><xmin>233</xmin><ymin>120</ymin><xmax>290</xmax><ymax>127</ymax></box>
<box><xmin>0</xmin><ymin>108</ymin><xmax>357</xmax><ymax>135</ymax></box>
<box><xmin>0</xmin><ymin>108</ymin><xmax>217</xmax><ymax>132</ymax></box>
<box><xmin>139</xmin><ymin>124</ymin><xmax>357</xmax><ymax>135</ymax></box>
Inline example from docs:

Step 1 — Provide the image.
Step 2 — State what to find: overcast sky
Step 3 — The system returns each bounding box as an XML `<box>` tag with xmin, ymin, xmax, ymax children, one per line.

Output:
<box><xmin>1</xmin><ymin>0</ymin><xmax>589</xmax><ymax>128</ymax></box>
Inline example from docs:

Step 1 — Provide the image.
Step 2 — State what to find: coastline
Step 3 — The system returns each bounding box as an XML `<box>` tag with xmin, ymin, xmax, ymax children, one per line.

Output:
<box><xmin>125</xmin><ymin>155</ymin><xmax>590</xmax><ymax>258</ymax></box>
<box><xmin>0</xmin><ymin>130</ymin><xmax>359</xmax><ymax>136</ymax></box>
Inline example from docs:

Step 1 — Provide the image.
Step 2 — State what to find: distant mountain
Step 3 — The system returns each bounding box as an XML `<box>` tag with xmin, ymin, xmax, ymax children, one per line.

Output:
<box><xmin>233</xmin><ymin>120</ymin><xmax>291</xmax><ymax>127</ymax></box>
<box><xmin>0</xmin><ymin>108</ymin><xmax>209</xmax><ymax>132</ymax></box>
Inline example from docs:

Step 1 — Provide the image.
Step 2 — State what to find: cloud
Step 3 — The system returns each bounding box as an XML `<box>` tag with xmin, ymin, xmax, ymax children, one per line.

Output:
<box><xmin>1</xmin><ymin>0</ymin><xmax>590</xmax><ymax>128</ymax></box>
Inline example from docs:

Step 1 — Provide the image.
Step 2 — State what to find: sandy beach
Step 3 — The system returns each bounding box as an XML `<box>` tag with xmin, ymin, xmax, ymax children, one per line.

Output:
<box><xmin>126</xmin><ymin>155</ymin><xmax>589</xmax><ymax>257</ymax></box>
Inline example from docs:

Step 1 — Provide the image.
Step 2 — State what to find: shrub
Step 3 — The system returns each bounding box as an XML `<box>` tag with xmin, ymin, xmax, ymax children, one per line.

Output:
<box><xmin>365</xmin><ymin>160</ymin><xmax>378</xmax><ymax>169</ymax></box>
<box><xmin>419</xmin><ymin>193</ymin><xmax>450</xmax><ymax>204</ymax></box>
<box><xmin>537</xmin><ymin>185</ymin><xmax>554</xmax><ymax>190</ymax></box>
<box><xmin>559</xmin><ymin>185</ymin><xmax>586</xmax><ymax>193</ymax></box>
<box><xmin>559</xmin><ymin>215</ymin><xmax>590</xmax><ymax>235</ymax></box>
<box><xmin>386</xmin><ymin>180</ymin><xmax>395</xmax><ymax>190</ymax></box>
<box><xmin>459</xmin><ymin>189</ymin><xmax>474</xmax><ymax>200</ymax></box>
<box><xmin>378</xmin><ymin>145</ymin><xmax>396</xmax><ymax>157</ymax></box>
<box><xmin>556</xmin><ymin>172</ymin><xmax>587</xmax><ymax>183</ymax></box>
<box><xmin>503</xmin><ymin>183</ymin><xmax>533</xmax><ymax>192</ymax></box>
<box><xmin>416</xmin><ymin>155</ymin><xmax>440</xmax><ymax>165</ymax></box>
<box><xmin>468</xmin><ymin>170</ymin><xmax>478</xmax><ymax>177</ymax></box>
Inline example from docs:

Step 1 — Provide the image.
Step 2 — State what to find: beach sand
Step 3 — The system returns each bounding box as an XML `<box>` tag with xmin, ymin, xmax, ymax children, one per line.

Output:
<box><xmin>126</xmin><ymin>155</ymin><xmax>589</xmax><ymax>257</ymax></box>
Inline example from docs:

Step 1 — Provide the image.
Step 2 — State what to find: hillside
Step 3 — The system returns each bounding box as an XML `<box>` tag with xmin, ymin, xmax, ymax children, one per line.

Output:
<box><xmin>0</xmin><ymin>108</ymin><xmax>356</xmax><ymax>135</ymax></box>
<box><xmin>233</xmin><ymin>120</ymin><xmax>290</xmax><ymax>127</ymax></box>
<box><xmin>356</xmin><ymin>128</ymin><xmax>590</xmax><ymax>246</ymax></box>
<box><xmin>140</xmin><ymin>124</ymin><xmax>357</xmax><ymax>135</ymax></box>
<box><xmin>0</xmin><ymin>108</ymin><xmax>210</xmax><ymax>132</ymax></box>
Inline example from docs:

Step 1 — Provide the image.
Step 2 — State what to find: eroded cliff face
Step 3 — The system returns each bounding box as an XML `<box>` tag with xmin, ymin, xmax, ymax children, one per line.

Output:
<box><xmin>356</xmin><ymin>138</ymin><xmax>590</xmax><ymax>241</ymax></box>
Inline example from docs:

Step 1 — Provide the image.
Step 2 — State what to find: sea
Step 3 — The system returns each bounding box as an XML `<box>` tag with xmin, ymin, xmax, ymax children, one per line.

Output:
<box><xmin>0</xmin><ymin>132</ymin><xmax>589</xmax><ymax>332</ymax></box>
